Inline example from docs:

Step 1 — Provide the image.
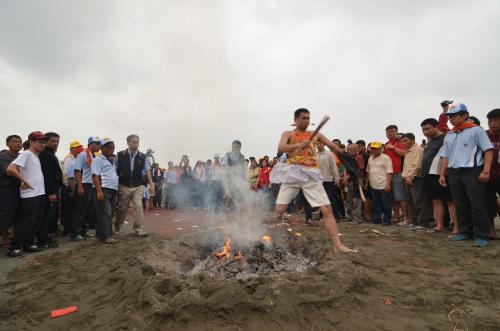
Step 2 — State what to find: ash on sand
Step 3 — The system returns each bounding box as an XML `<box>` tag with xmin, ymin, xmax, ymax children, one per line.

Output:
<box><xmin>188</xmin><ymin>241</ymin><xmax>316</xmax><ymax>281</ymax></box>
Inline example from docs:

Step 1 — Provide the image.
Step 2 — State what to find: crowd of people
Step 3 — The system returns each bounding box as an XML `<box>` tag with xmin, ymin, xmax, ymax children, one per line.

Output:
<box><xmin>0</xmin><ymin>101</ymin><xmax>498</xmax><ymax>257</ymax></box>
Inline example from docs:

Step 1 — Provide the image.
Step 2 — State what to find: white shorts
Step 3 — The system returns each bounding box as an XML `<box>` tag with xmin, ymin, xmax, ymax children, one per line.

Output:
<box><xmin>276</xmin><ymin>180</ymin><xmax>330</xmax><ymax>208</ymax></box>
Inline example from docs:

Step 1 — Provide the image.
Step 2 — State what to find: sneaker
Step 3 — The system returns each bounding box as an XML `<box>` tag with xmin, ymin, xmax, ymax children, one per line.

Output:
<box><xmin>407</xmin><ymin>224</ymin><xmax>416</xmax><ymax>228</ymax></box>
<box><xmin>413</xmin><ymin>226</ymin><xmax>426</xmax><ymax>232</ymax></box>
<box><xmin>47</xmin><ymin>238</ymin><xmax>60</xmax><ymax>248</ymax></box>
<box><xmin>134</xmin><ymin>228</ymin><xmax>148</xmax><ymax>237</ymax></box>
<box><xmin>348</xmin><ymin>220</ymin><xmax>363</xmax><ymax>225</ymax></box>
<box><xmin>474</xmin><ymin>239</ymin><xmax>488</xmax><ymax>247</ymax></box>
<box><xmin>23</xmin><ymin>245</ymin><xmax>42</xmax><ymax>253</ymax></box>
<box><xmin>71</xmin><ymin>235</ymin><xmax>85</xmax><ymax>242</ymax></box>
<box><xmin>103</xmin><ymin>238</ymin><xmax>118</xmax><ymax>244</ymax></box>
<box><xmin>81</xmin><ymin>232</ymin><xmax>95</xmax><ymax>239</ymax></box>
<box><xmin>451</xmin><ymin>234</ymin><xmax>472</xmax><ymax>241</ymax></box>
<box><xmin>7</xmin><ymin>249</ymin><xmax>24</xmax><ymax>258</ymax></box>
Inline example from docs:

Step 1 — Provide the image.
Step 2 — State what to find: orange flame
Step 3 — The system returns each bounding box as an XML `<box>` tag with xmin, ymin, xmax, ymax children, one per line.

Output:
<box><xmin>262</xmin><ymin>235</ymin><xmax>272</xmax><ymax>244</ymax></box>
<box><xmin>215</xmin><ymin>239</ymin><xmax>231</xmax><ymax>259</ymax></box>
<box><xmin>234</xmin><ymin>251</ymin><xmax>243</xmax><ymax>259</ymax></box>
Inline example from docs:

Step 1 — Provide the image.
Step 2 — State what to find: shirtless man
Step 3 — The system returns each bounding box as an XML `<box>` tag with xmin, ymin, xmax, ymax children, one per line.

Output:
<box><xmin>270</xmin><ymin>108</ymin><xmax>356</xmax><ymax>253</ymax></box>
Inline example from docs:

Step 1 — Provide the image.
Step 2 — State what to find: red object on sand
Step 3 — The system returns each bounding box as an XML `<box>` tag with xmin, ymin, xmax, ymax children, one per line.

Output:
<box><xmin>51</xmin><ymin>306</ymin><xmax>77</xmax><ymax>318</ymax></box>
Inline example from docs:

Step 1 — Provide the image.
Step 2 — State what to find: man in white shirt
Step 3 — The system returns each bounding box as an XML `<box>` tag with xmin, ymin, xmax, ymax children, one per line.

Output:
<box><xmin>164</xmin><ymin>162</ymin><xmax>178</xmax><ymax>209</ymax></box>
<box><xmin>6</xmin><ymin>131</ymin><xmax>48</xmax><ymax>257</ymax></box>
<box><xmin>72</xmin><ymin>136</ymin><xmax>101</xmax><ymax>241</ymax></box>
<box><xmin>92</xmin><ymin>138</ymin><xmax>119</xmax><ymax>243</ymax></box>
<box><xmin>365</xmin><ymin>142</ymin><xmax>393</xmax><ymax>226</ymax></box>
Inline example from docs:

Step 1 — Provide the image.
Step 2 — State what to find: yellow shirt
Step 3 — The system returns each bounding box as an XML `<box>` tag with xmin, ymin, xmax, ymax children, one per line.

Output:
<box><xmin>247</xmin><ymin>166</ymin><xmax>260</xmax><ymax>185</ymax></box>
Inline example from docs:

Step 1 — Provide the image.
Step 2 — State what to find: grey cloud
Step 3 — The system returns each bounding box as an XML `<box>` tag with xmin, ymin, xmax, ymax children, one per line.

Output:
<box><xmin>0</xmin><ymin>0</ymin><xmax>499</xmax><ymax>165</ymax></box>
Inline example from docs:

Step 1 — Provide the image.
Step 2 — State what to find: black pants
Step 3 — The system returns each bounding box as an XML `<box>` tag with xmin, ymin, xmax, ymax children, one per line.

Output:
<box><xmin>0</xmin><ymin>186</ymin><xmax>21</xmax><ymax>230</ymax></box>
<box><xmin>208</xmin><ymin>181</ymin><xmax>223</xmax><ymax>211</ymax></box>
<box><xmin>485</xmin><ymin>178</ymin><xmax>500</xmax><ymax>219</ymax></box>
<box><xmin>371</xmin><ymin>189</ymin><xmax>392</xmax><ymax>224</ymax></box>
<box><xmin>448</xmin><ymin>167</ymin><xmax>490</xmax><ymax>240</ymax></box>
<box><xmin>61</xmin><ymin>186</ymin><xmax>75</xmax><ymax>234</ymax></box>
<box><xmin>301</xmin><ymin>190</ymin><xmax>314</xmax><ymax>220</ymax></box>
<box><xmin>331</xmin><ymin>183</ymin><xmax>346</xmax><ymax>218</ymax></box>
<box><xmin>153</xmin><ymin>183</ymin><xmax>162</xmax><ymax>208</ymax></box>
<box><xmin>72</xmin><ymin>184</ymin><xmax>95</xmax><ymax>236</ymax></box>
<box><xmin>270</xmin><ymin>183</ymin><xmax>280</xmax><ymax>206</ymax></box>
<box><xmin>95</xmin><ymin>188</ymin><xmax>117</xmax><ymax>241</ymax></box>
<box><xmin>406</xmin><ymin>177</ymin><xmax>433</xmax><ymax>227</ymax></box>
<box><xmin>37</xmin><ymin>195</ymin><xmax>58</xmax><ymax>245</ymax></box>
<box><xmin>10</xmin><ymin>195</ymin><xmax>46</xmax><ymax>249</ymax></box>
<box><xmin>166</xmin><ymin>183</ymin><xmax>178</xmax><ymax>208</ymax></box>
<box><xmin>305</xmin><ymin>182</ymin><xmax>340</xmax><ymax>220</ymax></box>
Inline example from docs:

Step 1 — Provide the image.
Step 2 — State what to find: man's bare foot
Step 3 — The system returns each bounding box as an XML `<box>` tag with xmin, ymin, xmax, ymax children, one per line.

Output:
<box><xmin>333</xmin><ymin>245</ymin><xmax>358</xmax><ymax>253</ymax></box>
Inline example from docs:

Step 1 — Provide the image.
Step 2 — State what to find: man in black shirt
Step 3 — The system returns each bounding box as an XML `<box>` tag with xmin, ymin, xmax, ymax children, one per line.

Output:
<box><xmin>115</xmin><ymin>134</ymin><xmax>153</xmax><ymax>237</ymax></box>
<box><xmin>151</xmin><ymin>163</ymin><xmax>163</xmax><ymax>209</ymax></box>
<box><xmin>221</xmin><ymin>140</ymin><xmax>246</xmax><ymax>210</ymax></box>
<box><xmin>38</xmin><ymin>132</ymin><xmax>63</xmax><ymax>248</ymax></box>
<box><xmin>420</xmin><ymin>118</ymin><xmax>458</xmax><ymax>235</ymax></box>
<box><xmin>0</xmin><ymin>135</ymin><xmax>22</xmax><ymax>247</ymax></box>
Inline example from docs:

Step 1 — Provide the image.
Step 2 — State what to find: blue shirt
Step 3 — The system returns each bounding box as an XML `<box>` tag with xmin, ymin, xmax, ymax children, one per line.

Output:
<box><xmin>165</xmin><ymin>170</ymin><xmax>178</xmax><ymax>184</ymax></box>
<box><xmin>91</xmin><ymin>154</ymin><xmax>118</xmax><ymax>190</ymax></box>
<box><xmin>63</xmin><ymin>156</ymin><xmax>75</xmax><ymax>185</ymax></box>
<box><xmin>74</xmin><ymin>151</ymin><xmax>94</xmax><ymax>184</ymax></box>
<box><xmin>439</xmin><ymin>126</ymin><xmax>493</xmax><ymax>169</ymax></box>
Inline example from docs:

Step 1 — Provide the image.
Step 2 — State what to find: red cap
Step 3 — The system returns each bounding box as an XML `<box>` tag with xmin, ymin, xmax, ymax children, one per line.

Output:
<box><xmin>28</xmin><ymin>131</ymin><xmax>47</xmax><ymax>141</ymax></box>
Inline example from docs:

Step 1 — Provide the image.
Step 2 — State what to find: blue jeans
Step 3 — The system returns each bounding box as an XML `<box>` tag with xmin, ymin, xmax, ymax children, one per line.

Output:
<box><xmin>371</xmin><ymin>189</ymin><xmax>392</xmax><ymax>224</ymax></box>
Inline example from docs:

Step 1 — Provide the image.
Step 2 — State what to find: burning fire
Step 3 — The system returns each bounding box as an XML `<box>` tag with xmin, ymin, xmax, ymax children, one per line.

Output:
<box><xmin>215</xmin><ymin>239</ymin><xmax>232</xmax><ymax>259</ymax></box>
<box><xmin>262</xmin><ymin>235</ymin><xmax>272</xmax><ymax>245</ymax></box>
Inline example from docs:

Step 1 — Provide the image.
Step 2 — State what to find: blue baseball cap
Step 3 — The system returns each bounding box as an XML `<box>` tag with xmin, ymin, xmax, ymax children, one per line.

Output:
<box><xmin>88</xmin><ymin>136</ymin><xmax>101</xmax><ymax>144</ymax></box>
<box><xmin>446</xmin><ymin>103</ymin><xmax>468</xmax><ymax>116</ymax></box>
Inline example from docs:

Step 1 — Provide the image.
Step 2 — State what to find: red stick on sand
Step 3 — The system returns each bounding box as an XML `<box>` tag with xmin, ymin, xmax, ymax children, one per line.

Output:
<box><xmin>51</xmin><ymin>306</ymin><xmax>77</xmax><ymax>318</ymax></box>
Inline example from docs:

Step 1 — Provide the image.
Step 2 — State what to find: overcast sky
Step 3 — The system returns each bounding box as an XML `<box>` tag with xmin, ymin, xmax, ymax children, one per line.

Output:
<box><xmin>1</xmin><ymin>0</ymin><xmax>499</xmax><ymax>165</ymax></box>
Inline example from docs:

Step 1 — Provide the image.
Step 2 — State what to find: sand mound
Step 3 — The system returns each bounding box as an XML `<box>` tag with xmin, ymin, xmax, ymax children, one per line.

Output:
<box><xmin>1</xmin><ymin>223</ymin><xmax>499</xmax><ymax>330</ymax></box>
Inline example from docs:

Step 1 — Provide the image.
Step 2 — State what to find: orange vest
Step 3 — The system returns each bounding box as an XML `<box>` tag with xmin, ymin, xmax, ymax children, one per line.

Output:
<box><xmin>286</xmin><ymin>131</ymin><xmax>318</xmax><ymax>168</ymax></box>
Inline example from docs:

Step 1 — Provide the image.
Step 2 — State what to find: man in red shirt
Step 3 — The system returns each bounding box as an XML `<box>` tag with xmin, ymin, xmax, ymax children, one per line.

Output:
<box><xmin>486</xmin><ymin>109</ymin><xmax>500</xmax><ymax>239</ymax></box>
<box><xmin>384</xmin><ymin>125</ymin><xmax>408</xmax><ymax>224</ymax></box>
<box><xmin>438</xmin><ymin>100</ymin><xmax>453</xmax><ymax>133</ymax></box>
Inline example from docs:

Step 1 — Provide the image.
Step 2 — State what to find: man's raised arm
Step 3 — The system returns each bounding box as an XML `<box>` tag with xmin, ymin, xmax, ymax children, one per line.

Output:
<box><xmin>317</xmin><ymin>133</ymin><xmax>342</xmax><ymax>155</ymax></box>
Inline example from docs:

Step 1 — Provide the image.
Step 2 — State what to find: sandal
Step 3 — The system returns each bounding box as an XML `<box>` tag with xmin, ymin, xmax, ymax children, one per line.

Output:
<box><xmin>432</xmin><ymin>227</ymin><xmax>445</xmax><ymax>232</ymax></box>
<box><xmin>447</xmin><ymin>232</ymin><xmax>459</xmax><ymax>238</ymax></box>
<box><xmin>103</xmin><ymin>238</ymin><xmax>118</xmax><ymax>244</ymax></box>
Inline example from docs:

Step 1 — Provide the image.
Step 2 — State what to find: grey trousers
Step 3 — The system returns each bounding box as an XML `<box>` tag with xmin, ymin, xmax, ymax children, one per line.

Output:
<box><xmin>95</xmin><ymin>188</ymin><xmax>117</xmax><ymax>240</ymax></box>
<box><xmin>448</xmin><ymin>167</ymin><xmax>490</xmax><ymax>240</ymax></box>
<box><xmin>406</xmin><ymin>177</ymin><xmax>433</xmax><ymax>227</ymax></box>
<box><xmin>346</xmin><ymin>182</ymin><xmax>363</xmax><ymax>222</ymax></box>
<box><xmin>115</xmin><ymin>185</ymin><xmax>144</xmax><ymax>229</ymax></box>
